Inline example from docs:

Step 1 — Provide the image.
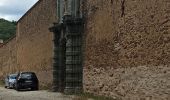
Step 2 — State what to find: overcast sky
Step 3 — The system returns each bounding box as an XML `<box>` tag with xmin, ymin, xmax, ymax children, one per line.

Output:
<box><xmin>0</xmin><ymin>0</ymin><xmax>38</xmax><ymax>21</ymax></box>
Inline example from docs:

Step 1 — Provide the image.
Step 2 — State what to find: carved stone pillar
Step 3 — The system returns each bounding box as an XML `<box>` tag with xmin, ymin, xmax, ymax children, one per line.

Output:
<box><xmin>50</xmin><ymin>0</ymin><xmax>83</xmax><ymax>94</ymax></box>
<box><xmin>63</xmin><ymin>15</ymin><xmax>83</xmax><ymax>94</ymax></box>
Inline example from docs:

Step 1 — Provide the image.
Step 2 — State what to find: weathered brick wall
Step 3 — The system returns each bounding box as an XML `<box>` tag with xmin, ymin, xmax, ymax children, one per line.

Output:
<box><xmin>83</xmin><ymin>0</ymin><xmax>170</xmax><ymax>99</ymax></box>
<box><xmin>16</xmin><ymin>0</ymin><xmax>57</xmax><ymax>88</ymax></box>
<box><xmin>0</xmin><ymin>37</ymin><xmax>17</xmax><ymax>79</ymax></box>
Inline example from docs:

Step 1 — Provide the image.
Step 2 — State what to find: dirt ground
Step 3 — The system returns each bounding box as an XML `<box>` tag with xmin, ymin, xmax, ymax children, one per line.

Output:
<box><xmin>0</xmin><ymin>87</ymin><xmax>75</xmax><ymax>100</ymax></box>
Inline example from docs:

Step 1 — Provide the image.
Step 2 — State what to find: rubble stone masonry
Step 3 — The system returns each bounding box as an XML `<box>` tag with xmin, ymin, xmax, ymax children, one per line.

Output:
<box><xmin>83</xmin><ymin>0</ymin><xmax>170</xmax><ymax>99</ymax></box>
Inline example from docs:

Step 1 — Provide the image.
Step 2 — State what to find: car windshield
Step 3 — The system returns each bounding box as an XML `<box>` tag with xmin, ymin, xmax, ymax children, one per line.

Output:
<box><xmin>21</xmin><ymin>73</ymin><xmax>36</xmax><ymax>79</ymax></box>
<box><xmin>9</xmin><ymin>75</ymin><xmax>17</xmax><ymax>79</ymax></box>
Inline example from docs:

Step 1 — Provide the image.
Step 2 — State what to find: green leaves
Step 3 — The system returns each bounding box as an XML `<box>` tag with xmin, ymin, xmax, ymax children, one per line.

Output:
<box><xmin>0</xmin><ymin>18</ymin><xmax>16</xmax><ymax>41</ymax></box>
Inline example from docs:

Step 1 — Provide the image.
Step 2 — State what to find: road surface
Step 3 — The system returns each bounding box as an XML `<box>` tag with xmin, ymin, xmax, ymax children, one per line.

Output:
<box><xmin>0</xmin><ymin>87</ymin><xmax>75</xmax><ymax>100</ymax></box>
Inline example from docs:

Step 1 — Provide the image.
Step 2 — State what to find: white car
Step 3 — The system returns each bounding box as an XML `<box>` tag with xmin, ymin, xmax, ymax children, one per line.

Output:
<box><xmin>5</xmin><ymin>74</ymin><xmax>17</xmax><ymax>89</ymax></box>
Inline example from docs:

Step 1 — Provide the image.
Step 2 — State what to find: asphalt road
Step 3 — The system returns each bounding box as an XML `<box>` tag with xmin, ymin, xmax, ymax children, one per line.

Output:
<box><xmin>0</xmin><ymin>87</ymin><xmax>74</xmax><ymax>100</ymax></box>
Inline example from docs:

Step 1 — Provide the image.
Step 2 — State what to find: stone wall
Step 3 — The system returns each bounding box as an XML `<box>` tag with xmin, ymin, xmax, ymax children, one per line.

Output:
<box><xmin>16</xmin><ymin>0</ymin><xmax>57</xmax><ymax>88</ymax></box>
<box><xmin>0</xmin><ymin>37</ymin><xmax>17</xmax><ymax>79</ymax></box>
<box><xmin>83</xmin><ymin>0</ymin><xmax>170</xmax><ymax>99</ymax></box>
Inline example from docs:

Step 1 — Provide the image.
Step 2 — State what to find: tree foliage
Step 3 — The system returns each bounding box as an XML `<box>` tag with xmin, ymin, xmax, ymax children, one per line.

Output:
<box><xmin>0</xmin><ymin>18</ymin><xmax>16</xmax><ymax>41</ymax></box>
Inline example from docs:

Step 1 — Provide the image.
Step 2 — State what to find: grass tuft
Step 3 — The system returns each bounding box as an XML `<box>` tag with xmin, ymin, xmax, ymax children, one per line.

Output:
<box><xmin>0</xmin><ymin>80</ymin><xmax>4</xmax><ymax>86</ymax></box>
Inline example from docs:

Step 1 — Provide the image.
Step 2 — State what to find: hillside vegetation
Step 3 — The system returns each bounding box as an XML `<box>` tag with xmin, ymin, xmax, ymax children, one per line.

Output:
<box><xmin>0</xmin><ymin>18</ymin><xmax>16</xmax><ymax>41</ymax></box>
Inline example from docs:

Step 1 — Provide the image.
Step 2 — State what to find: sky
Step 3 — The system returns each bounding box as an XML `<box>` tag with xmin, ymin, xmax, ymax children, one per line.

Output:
<box><xmin>0</xmin><ymin>0</ymin><xmax>38</xmax><ymax>21</ymax></box>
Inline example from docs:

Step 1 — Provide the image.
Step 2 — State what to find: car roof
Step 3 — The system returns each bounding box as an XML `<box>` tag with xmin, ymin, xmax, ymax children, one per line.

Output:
<box><xmin>20</xmin><ymin>72</ymin><xmax>35</xmax><ymax>74</ymax></box>
<box><xmin>9</xmin><ymin>74</ymin><xmax>17</xmax><ymax>76</ymax></box>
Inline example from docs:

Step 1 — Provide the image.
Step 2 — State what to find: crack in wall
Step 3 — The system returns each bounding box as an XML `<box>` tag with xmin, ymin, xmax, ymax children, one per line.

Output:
<box><xmin>121</xmin><ymin>0</ymin><xmax>125</xmax><ymax>17</ymax></box>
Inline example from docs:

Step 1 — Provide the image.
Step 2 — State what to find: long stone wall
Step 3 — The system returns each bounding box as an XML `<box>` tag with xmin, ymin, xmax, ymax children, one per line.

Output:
<box><xmin>83</xmin><ymin>0</ymin><xmax>170</xmax><ymax>99</ymax></box>
<box><xmin>16</xmin><ymin>0</ymin><xmax>57</xmax><ymax>88</ymax></box>
<box><xmin>0</xmin><ymin>0</ymin><xmax>57</xmax><ymax>88</ymax></box>
<box><xmin>0</xmin><ymin>37</ymin><xmax>17</xmax><ymax>79</ymax></box>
